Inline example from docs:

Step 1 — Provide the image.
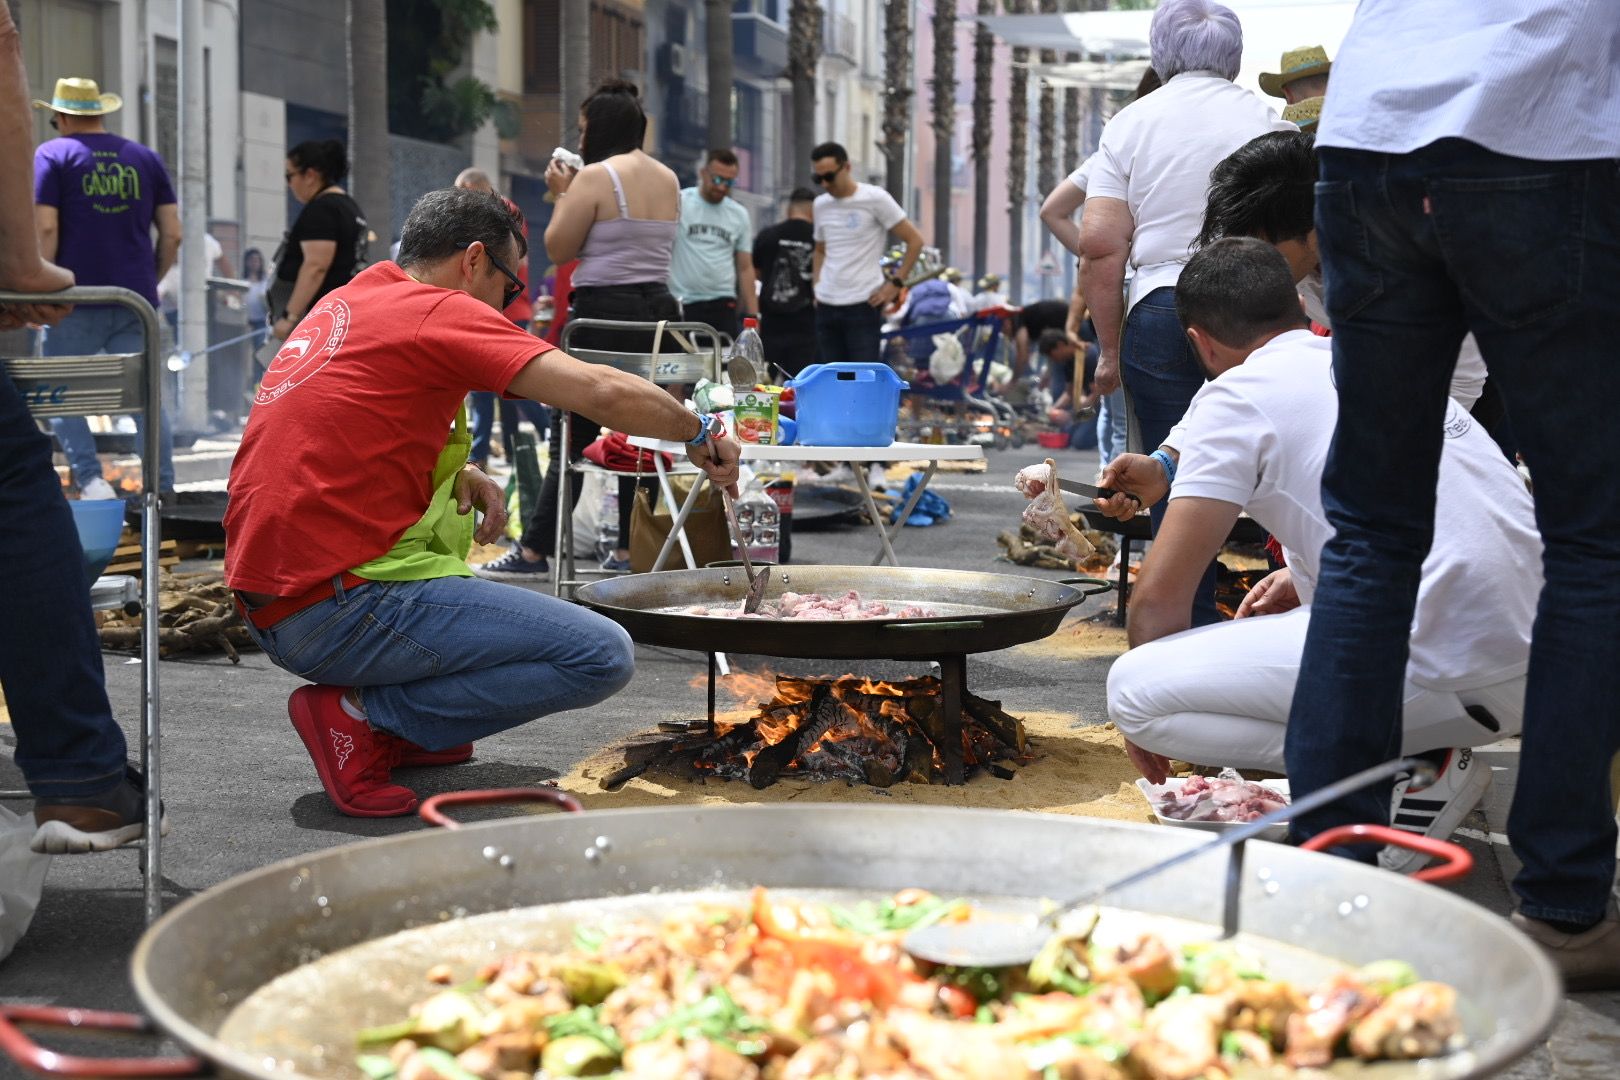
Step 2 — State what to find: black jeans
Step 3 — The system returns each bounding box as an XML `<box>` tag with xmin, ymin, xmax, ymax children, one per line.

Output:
<box><xmin>761</xmin><ymin>308</ymin><xmax>819</xmax><ymax>378</ymax></box>
<box><xmin>519</xmin><ymin>282</ymin><xmax>677</xmax><ymax>554</ymax></box>
<box><xmin>1286</xmin><ymin>141</ymin><xmax>1620</xmax><ymax>926</ymax></box>
<box><xmin>815</xmin><ymin>300</ymin><xmax>884</xmax><ymax>365</ymax></box>
<box><xmin>681</xmin><ymin>296</ymin><xmax>740</xmax><ymax>340</ymax></box>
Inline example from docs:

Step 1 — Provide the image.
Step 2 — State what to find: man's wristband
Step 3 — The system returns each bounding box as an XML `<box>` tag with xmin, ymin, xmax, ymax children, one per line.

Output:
<box><xmin>1150</xmin><ymin>448</ymin><xmax>1177</xmax><ymax>487</ymax></box>
<box><xmin>689</xmin><ymin>411</ymin><xmax>722</xmax><ymax>445</ymax></box>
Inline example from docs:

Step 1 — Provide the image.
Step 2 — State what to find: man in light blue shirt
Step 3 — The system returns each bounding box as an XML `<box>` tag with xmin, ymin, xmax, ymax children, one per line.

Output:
<box><xmin>669</xmin><ymin>149</ymin><xmax>757</xmax><ymax>338</ymax></box>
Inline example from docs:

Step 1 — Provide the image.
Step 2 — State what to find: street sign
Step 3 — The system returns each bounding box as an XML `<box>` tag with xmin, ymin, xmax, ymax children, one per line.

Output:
<box><xmin>1035</xmin><ymin>251</ymin><xmax>1061</xmax><ymax>277</ymax></box>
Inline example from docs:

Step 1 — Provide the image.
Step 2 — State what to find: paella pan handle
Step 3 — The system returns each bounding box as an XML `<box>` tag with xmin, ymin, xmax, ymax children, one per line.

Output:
<box><xmin>0</xmin><ymin>1005</ymin><xmax>205</xmax><ymax>1077</ymax></box>
<box><xmin>1300</xmin><ymin>824</ymin><xmax>1474</xmax><ymax>885</ymax></box>
<box><xmin>419</xmin><ymin>787</ymin><xmax>585</xmax><ymax>829</ymax></box>
<box><xmin>1057</xmin><ymin>576</ymin><xmax>1115</xmax><ymax>596</ymax></box>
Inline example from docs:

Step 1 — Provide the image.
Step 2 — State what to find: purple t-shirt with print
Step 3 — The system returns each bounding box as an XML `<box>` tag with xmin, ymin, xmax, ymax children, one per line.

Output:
<box><xmin>34</xmin><ymin>133</ymin><xmax>177</xmax><ymax>304</ymax></box>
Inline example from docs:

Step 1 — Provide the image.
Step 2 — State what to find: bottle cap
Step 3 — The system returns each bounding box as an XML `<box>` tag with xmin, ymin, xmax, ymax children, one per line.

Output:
<box><xmin>743</xmin><ymin>316</ymin><xmax>759</xmax><ymax>330</ymax></box>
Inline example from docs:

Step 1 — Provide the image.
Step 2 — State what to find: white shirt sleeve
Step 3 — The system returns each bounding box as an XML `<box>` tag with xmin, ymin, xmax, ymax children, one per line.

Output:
<box><xmin>874</xmin><ymin>188</ymin><xmax>907</xmax><ymax>231</ymax></box>
<box><xmin>1168</xmin><ymin>382</ymin><xmax>1268</xmax><ymax>509</ymax></box>
<box><xmin>1082</xmin><ymin>134</ymin><xmax>1130</xmax><ymax>202</ymax></box>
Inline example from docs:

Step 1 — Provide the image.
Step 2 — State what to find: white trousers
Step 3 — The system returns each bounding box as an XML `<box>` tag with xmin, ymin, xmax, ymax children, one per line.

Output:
<box><xmin>1106</xmin><ymin>607</ymin><xmax>1526</xmax><ymax>773</ymax></box>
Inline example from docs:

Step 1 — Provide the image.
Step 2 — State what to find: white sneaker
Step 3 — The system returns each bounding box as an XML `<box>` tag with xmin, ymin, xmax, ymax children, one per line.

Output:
<box><xmin>1379</xmin><ymin>748</ymin><xmax>1491</xmax><ymax>874</ymax></box>
<box><xmin>867</xmin><ymin>463</ymin><xmax>889</xmax><ymax>491</ymax></box>
<box><xmin>79</xmin><ymin>477</ymin><xmax>117</xmax><ymax>500</ymax></box>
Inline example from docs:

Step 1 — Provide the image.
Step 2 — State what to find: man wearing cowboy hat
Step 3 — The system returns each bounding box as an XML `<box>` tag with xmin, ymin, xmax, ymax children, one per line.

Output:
<box><xmin>1259</xmin><ymin>45</ymin><xmax>1330</xmax><ymax>105</ymax></box>
<box><xmin>33</xmin><ymin>76</ymin><xmax>180</xmax><ymax>500</ymax></box>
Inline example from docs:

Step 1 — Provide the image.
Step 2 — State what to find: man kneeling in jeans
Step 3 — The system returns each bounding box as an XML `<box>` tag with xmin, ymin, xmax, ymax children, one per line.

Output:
<box><xmin>225</xmin><ymin>188</ymin><xmax>740</xmax><ymax>817</ymax></box>
<box><xmin>1095</xmin><ymin>238</ymin><xmax>1541</xmax><ymax>872</ymax></box>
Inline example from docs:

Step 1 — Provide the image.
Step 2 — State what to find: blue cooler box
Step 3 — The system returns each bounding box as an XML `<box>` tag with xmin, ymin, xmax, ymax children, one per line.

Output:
<box><xmin>786</xmin><ymin>363</ymin><xmax>908</xmax><ymax>446</ymax></box>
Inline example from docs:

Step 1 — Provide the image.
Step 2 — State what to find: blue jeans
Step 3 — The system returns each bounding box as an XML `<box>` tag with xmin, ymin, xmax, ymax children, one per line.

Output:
<box><xmin>41</xmin><ymin>306</ymin><xmax>176</xmax><ymax>492</ymax></box>
<box><xmin>1120</xmin><ymin>287</ymin><xmax>1218</xmax><ymax>627</ymax></box>
<box><xmin>0</xmin><ymin>370</ymin><xmax>127</xmax><ymax>796</ymax></box>
<box><xmin>468</xmin><ymin>393</ymin><xmax>550</xmax><ymax>464</ymax></box>
<box><xmin>1096</xmin><ymin>388</ymin><xmax>1127</xmax><ymax>466</ymax></box>
<box><xmin>240</xmin><ymin>575</ymin><xmax>635</xmax><ymax>749</ymax></box>
<box><xmin>1286</xmin><ymin>141</ymin><xmax>1620</xmax><ymax>925</ymax></box>
<box><xmin>815</xmin><ymin>301</ymin><xmax>884</xmax><ymax>365</ymax></box>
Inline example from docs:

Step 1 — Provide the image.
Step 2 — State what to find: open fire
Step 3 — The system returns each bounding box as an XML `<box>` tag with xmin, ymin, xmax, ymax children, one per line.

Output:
<box><xmin>603</xmin><ymin>672</ymin><xmax>1034</xmax><ymax>791</ymax></box>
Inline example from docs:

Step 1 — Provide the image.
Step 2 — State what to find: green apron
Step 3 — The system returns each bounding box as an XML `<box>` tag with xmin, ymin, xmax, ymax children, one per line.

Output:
<box><xmin>351</xmin><ymin>407</ymin><xmax>476</xmax><ymax>582</ymax></box>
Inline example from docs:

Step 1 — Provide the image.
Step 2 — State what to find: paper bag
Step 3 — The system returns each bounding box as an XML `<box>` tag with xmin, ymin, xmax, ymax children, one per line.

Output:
<box><xmin>0</xmin><ymin>806</ymin><xmax>51</xmax><ymax>962</ymax></box>
<box><xmin>629</xmin><ymin>480</ymin><xmax>731</xmax><ymax>573</ymax></box>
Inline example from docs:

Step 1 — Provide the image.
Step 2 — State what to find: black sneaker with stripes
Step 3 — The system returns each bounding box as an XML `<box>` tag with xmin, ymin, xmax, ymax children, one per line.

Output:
<box><xmin>1380</xmin><ymin>748</ymin><xmax>1491</xmax><ymax>874</ymax></box>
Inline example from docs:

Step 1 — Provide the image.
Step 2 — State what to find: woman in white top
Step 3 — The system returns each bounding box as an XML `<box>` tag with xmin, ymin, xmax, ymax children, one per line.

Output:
<box><xmin>1080</xmin><ymin>0</ymin><xmax>1292</xmax><ymax>626</ymax></box>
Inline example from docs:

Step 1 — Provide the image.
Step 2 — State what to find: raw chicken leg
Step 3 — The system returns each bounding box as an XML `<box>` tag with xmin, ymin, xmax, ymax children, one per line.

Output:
<box><xmin>1014</xmin><ymin>458</ymin><xmax>1096</xmax><ymax>564</ymax></box>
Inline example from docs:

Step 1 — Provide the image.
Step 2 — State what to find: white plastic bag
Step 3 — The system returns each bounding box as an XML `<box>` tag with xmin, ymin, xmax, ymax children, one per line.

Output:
<box><xmin>928</xmin><ymin>333</ymin><xmax>967</xmax><ymax>385</ymax></box>
<box><xmin>571</xmin><ymin>468</ymin><xmax>609</xmax><ymax>552</ymax></box>
<box><xmin>0</xmin><ymin>806</ymin><xmax>52</xmax><ymax>962</ymax></box>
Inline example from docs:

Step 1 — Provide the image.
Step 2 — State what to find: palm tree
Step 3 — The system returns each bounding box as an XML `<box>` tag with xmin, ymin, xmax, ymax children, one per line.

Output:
<box><xmin>706</xmin><ymin>0</ymin><xmax>734</xmax><ymax>148</ymax></box>
<box><xmin>970</xmin><ymin>0</ymin><xmax>994</xmax><ymax>279</ymax></box>
<box><xmin>561</xmin><ymin>0</ymin><xmax>590</xmax><ymax>136</ymax></box>
<box><xmin>348</xmin><ymin>0</ymin><xmax>391</xmax><ymax>247</ymax></box>
<box><xmin>1035</xmin><ymin>0</ymin><xmax>1057</xmax><ymax>295</ymax></box>
<box><xmin>787</xmin><ymin>0</ymin><xmax>823</xmax><ymax>172</ymax></box>
<box><xmin>931</xmin><ymin>0</ymin><xmax>957</xmax><ymax>262</ymax></box>
<box><xmin>881</xmin><ymin>0</ymin><xmax>913</xmax><ymax>201</ymax></box>
<box><xmin>1004</xmin><ymin>0</ymin><xmax>1029</xmax><ymax>301</ymax></box>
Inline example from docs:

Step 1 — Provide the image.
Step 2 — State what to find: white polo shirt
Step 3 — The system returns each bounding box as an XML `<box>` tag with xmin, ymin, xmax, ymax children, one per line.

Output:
<box><xmin>1086</xmin><ymin>71</ymin><xmax>1293</xmax><ymax>312</ymax></box>
<box><xmin>1169</xmin><ymin>330</ymin><xmax>1541</xmax><ymax>692</ymax></box>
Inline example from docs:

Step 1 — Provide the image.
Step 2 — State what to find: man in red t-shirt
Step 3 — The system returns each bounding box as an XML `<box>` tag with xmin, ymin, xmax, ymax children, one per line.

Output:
<box><xmin>225</xmin><ymin>188</ymin><xmax>740</xmax><ymax>817</ymax></box>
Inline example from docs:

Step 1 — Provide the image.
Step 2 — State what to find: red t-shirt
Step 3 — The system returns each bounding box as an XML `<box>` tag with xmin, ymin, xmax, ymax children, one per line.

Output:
<box><xmin>225</xmin><ymin>262</ymin><xmax>549</xmax><ymax>595</ymax></box>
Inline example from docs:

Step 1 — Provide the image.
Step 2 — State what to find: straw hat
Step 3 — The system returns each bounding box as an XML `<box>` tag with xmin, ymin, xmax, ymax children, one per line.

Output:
<box><xmin>32</xmin><ymin>76</ymin><xmax>122</xmax><ymax>116</ymax></box>
<box><xmin>978</xmin><ymin>273</ymin><xmax>1003</xmax><ymax>291</ymax></box>
<box><xmin>1283</xmin><ymin>96</ymin><xmax>1324</xmax><ymax>132</ymax></box>
<box><xmin>1258</xmin><ymin>46</ymin><xmax>1331</xmax><ymax>99</ymax></box>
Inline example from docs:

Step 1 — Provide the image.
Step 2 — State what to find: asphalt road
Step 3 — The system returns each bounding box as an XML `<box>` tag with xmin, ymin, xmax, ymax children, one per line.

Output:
<box><xmin>2</xmin><ymin>439</ymin><xmax>1616</xmax><ymax>1077</ymax></box>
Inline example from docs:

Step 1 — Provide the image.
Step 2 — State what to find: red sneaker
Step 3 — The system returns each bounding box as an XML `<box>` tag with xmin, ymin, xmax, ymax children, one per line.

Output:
<box><xmin>287</xmin><ymin>685</ymin><xmax>418</xmax><ymax>817</ymax></box>
<box><xmin>393</xmin><ymin>739</ymin><xmax>474</xmax><ymax>768</ymax></box>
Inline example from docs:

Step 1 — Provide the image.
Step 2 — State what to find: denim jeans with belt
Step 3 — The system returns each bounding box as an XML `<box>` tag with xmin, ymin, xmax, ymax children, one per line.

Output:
<box><xmin>0</xmin><ymin>370</ymin><xmax>127</xmax><ymax>796</ymax></box>
<box><xmin>41</xmin><ymin>306</ymin><xmax>176</xmax><ymax>492</ymax></box>
<box><xmin>1120</xmin><ymin>286</ymin><xmax>1219</xmax><ymax>627</ymax></box>
<box><xmin>240</xmin><ymin>575</ymin><xmax>635</xmax><ymax>749</ymax></box>
<box><xmin>1285</xmin><ymin>140</ymin><xmax>1620</xmax><ymax>926</ymax></box>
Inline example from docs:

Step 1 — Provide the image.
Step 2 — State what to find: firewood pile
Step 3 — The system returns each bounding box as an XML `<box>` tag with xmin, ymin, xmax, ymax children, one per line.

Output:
<box><xmin>97</xmin><ymin>570</ymin><xmax>257</xmax><ymax>663</ymax></box>
<box><xmin>997</xmin><ymin>517</ymin><xmax>1118</xmax><ymax>572</ymax></box>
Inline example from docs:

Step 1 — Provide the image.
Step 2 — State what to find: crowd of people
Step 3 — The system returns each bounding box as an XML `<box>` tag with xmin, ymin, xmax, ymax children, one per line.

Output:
<box><xmin>3</xmin><ymin>0</ymin><xmax>1617</xmax><ymax>997</ymax></box>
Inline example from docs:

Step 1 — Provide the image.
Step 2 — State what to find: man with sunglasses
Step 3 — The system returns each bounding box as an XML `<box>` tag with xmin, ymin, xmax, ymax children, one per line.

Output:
<box><xmin>669</xmin><ymin>149</ymin><xmax>758</xmax><ymax>338</ymax></box>
<box><xmin>809</xmin><ymin>141</ymin><xmax>924</xmax><ymax>365</ymax></box>
<box><xmin>223</xmin><ymin>187</ymin><xmax>742</xmax><ymax>819</ymax></box>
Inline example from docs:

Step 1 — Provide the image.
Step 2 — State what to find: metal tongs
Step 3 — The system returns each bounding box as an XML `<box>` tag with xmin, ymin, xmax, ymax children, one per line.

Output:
<box><xmin>904</xmin><ymin>756</ymin><xmax>1436</xmax><ymax>968</ymax></box>
<box><xmin>707</xmin><ymin>432</ymin><xmax>767</xmax><ymax>614</ymax></box>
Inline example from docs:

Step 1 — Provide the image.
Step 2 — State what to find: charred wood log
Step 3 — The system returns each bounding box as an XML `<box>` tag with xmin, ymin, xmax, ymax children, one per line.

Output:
<box><xmin>965</xmin><ymin>692</ymin><xmax>1030</xmax><ymax>756</ymax></box>
<box><xmin>750</xmin><ymin>684</ymin><xmax>840</xmax><ymax>788</ymax></box>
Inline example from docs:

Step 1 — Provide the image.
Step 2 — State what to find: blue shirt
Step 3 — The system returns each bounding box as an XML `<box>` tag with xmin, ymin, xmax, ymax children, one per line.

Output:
<box><xmin>668</xmin><ymin>187</ymin><xmax>752</xmax><ymax>303</ymax></box>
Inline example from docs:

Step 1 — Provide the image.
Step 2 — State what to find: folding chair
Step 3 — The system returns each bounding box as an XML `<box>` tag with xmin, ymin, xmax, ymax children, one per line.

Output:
<box><xmin>552</xmin><ymin>319</ymin><xmax>723</xmax><ymax>598</ymax></box>
<box><xmin>0</xmin><ymin>286</ymin><xmax>166</xmax><ymax>924</ymax></box>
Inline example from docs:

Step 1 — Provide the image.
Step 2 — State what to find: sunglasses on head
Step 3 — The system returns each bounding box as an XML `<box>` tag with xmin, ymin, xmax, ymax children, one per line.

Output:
<box><xmin>813</xmin><ymin>169</ymin><xmax>841</xmax><ymax>185</ymax></box>
<box><xmin>457</xmin><ymin>241</ymin><xmax>524</xmax><ymax>308</ymax></box>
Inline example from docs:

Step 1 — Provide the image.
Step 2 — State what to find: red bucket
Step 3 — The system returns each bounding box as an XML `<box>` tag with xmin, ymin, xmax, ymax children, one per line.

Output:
<box><xmin>1036</xmin><ymin>431</ymin><xmax>1069</xmax><ymax>449</ymax></box>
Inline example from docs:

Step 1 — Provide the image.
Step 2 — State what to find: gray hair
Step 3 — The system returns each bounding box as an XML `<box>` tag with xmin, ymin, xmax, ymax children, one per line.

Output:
<box><xmin>1149</xmin><ymin>0</ymin><xmax>1243</xmax><ymax>82</ymax></box>
<box><xmin>397</xmin><ymin>188</ymin><xmax>526</xmax><ymax>269</ymax></box>
<box><xmin>454</xmin><ymin>166</ymin><xmax>494</xmax><ymax>192</ymax></box>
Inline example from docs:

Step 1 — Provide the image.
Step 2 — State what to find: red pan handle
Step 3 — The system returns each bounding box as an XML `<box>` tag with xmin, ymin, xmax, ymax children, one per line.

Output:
<box><xmin>1300</xmin><ymin>824</ymin><xmax>1474</xmax><ymax>884</ymax></box>
<box><xmin>419</xmin><ymin>786</ymin><xmax>584</xmax><ymax>829</ymax></box>
<box><xmin>0</xmin><ymin>1006</ymin><xmax>205</xmax><ymax>1077</ymax></box>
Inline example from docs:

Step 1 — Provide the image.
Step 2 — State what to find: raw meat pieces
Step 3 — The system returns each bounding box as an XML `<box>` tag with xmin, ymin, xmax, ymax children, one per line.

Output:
<box><xmin>1153</xmin><ymin>768</ymin><xmax>1290</xmax><ymax>823</ymax></box>
<box><xmin>1014</xmin><ymin>458</ymin><xmax>1097</xmax><ymax>563</ymax></box>
<box><xmin>682</xmin><ymin>590</ymin><xmax>934</xmax><ymax>621</ymax></box>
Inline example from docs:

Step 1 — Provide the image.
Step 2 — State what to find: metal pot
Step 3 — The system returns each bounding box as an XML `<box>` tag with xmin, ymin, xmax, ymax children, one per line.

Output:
<box><xmin>0</xmin><ymin>794</ymin><xmax>1558</xmax><ymax>1079</ymax></box>
<box><xmin>576</xmin><ymin>566</ymin><xmax>1110</xmax><ymax>659</ymax></box>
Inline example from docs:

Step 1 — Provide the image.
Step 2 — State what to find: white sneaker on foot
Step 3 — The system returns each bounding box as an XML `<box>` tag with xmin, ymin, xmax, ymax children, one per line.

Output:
<box><xmin>79</xmin><ymin>477</ymin><xmax>117</xmax><ymax>500</ymax></box>
<box><xmin>1380</xmin><ymin>748</ymin><xmax>1490</xmax><ymax>874</ymax></box>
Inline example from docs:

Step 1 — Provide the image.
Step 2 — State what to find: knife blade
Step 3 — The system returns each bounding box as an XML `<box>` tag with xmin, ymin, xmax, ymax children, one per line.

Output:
<box><xmin>1057</xmin><ymin>478</ymin><xmax>1119</xmax><ymax>502</ymax></box>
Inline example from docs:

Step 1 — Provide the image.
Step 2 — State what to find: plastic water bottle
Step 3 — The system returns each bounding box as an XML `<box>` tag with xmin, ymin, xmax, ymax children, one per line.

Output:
<box><xmin>734</xmin><ymin>487</ymin><xmax>780</xmax><ymax>565</ymax></box>
<box><xmin>730</xmin><ymin>316</ymin><xmax>766</xmax><ymax>386</ymax></box>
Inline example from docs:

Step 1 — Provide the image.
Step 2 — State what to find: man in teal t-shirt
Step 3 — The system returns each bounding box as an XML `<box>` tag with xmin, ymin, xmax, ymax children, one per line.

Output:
<box><xmin>669</xmin><ymin>149</ymin><xmax>757</xmax><ymax>338</ymax></box>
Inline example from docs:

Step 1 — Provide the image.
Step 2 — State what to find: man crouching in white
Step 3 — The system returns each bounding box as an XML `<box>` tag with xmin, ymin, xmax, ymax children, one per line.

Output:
<box><xmin>1093</xmin><ymin>237</ymin><xmax>1541</xmax><ymax>870</ymax></box>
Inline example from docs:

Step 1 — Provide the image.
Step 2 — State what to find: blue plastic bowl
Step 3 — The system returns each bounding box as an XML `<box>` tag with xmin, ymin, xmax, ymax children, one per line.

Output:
<box><xmin>70</xmin><ymin>498</ymin><xmax>127</xmax><ymax>584</ymax></box>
